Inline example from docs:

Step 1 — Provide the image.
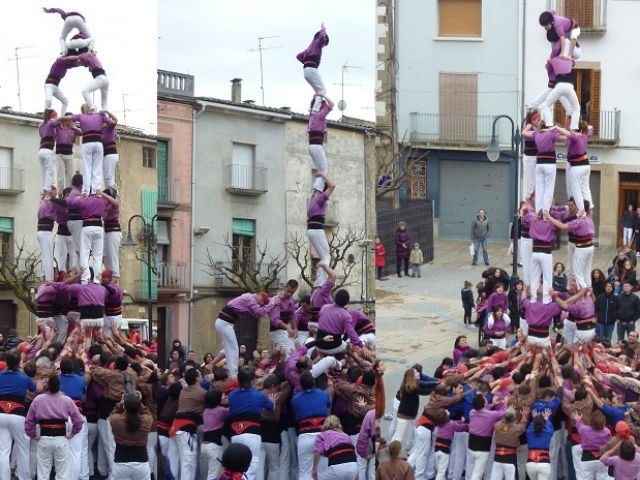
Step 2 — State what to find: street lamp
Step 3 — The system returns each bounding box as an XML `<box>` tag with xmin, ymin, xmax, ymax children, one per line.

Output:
<box><xmin>486</xmin><ymin>115</ymin><xmax>521</xmax><ymax>284</ymax></box>
<box><xmin>122</xmin><ymin>214</ymin><xmax>157</xmax><ymax>343</ymax></box>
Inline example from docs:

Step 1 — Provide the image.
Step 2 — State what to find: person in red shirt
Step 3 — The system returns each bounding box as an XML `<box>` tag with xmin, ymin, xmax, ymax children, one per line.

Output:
<box><xmin>375</xmin><ymin>236</ymin><xmax>386</xmax><ymax>280</ymax></box>
<box><xmin>128</xmin><ymin>326</ymin><xmax>141</xmax><ymax>346</ymax></box>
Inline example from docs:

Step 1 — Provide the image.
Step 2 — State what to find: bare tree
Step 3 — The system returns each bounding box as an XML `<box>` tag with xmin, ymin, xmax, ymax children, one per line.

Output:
<box><xmin>0</xmin><ymin>240</ymin><xmax>39</xmax><ymax>314</ymax></box>
<box><xmin>286</xmin><ymin>228</ymin><xmax>365</xmax><ymax>289</ymax></box>
<box><xmin>203</xmin><ymin>236</ymin><xmax>287</xmax><ymax>293</ymax></box>
<box><xmin>376</xmin><ymin>130</ymin><xmax>429</xmax><ymax>200</ymax></box>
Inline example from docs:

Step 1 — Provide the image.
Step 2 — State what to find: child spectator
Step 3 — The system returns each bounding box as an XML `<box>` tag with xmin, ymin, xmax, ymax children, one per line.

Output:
<box><xmin>410</xmin><ymin>243</ymin><xmax>424</xmax><ymax>278</ymax></box>
<box><xmin>461</xmin><ymin>281</ymin><xmax>474</xmax><ymax>326</ymax></box>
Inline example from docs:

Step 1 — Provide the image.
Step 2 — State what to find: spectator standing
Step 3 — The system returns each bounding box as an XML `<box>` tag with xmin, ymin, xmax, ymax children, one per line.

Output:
<box><xmin>395</xmin><ymin>222</ymin><xmax>410</xmax><ymax>278</ymax></box>
<box><xmin>470</xmin><ymin>209</ymin><xmax>491</xmax><ymax>266</ymax></box>
<box><xmin>615</xmin><ymin>281</ymin><xmax>640</xmax><ymax>341</ymax></box>
<box><xmin>622</xmin><ymin>204</ymin><xmax>636</xmax><ymax>248</ymax></box>
<box><xmin>409</xmin><ymin>243</ymin><xmax>424</xmax><ymax>278</ymax></box>
<box><xmin>461</xmin><ymin>281</ymin><xmax>474</xmax><ymax>326</ymax></box>
<box><xmin>375</xmin><ymin>236</ymin><xmax>386</xmax><ymax>280</ymax></box>
<box><xmin>635</xmin><ymin>207</ymin><xmax>640</xmax><ymax>256</ymax></box>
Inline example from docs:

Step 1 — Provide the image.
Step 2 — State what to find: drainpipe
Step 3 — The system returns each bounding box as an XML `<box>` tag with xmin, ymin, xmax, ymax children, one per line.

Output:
<box><xmin>188</xmin><ymin>101</ymin><xmax>206</xmax><ymax>350</ymax></box>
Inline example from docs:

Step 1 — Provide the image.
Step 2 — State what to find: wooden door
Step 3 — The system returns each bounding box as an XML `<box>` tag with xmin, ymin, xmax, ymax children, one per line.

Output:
<box><xmin>618</xmin><ymin>183</ymin><xmax>640</xmax><ymax>248</ymax></box>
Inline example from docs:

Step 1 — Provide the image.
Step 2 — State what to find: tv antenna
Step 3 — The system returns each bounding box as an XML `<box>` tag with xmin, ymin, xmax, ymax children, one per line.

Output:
<box><xmin>335</xmin><ymin>62</ymin><xmax>362</xmax><ymax>114</ymax></box>
<box><xmin>6</xmin><ymin>46</ymin><xmax>35</xmax><ymax>111</ymax></box>
<box><xmin>249</xmin><ymin>36</ymin><xmax>281</xmax><ymax>105</ymax></box>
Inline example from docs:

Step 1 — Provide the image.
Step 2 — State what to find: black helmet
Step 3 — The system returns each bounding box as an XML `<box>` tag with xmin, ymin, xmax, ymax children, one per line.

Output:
<box><xmin>221</xmin><ymin>443</ymin><xmax>252</xmax><ymax>472</ymax></box>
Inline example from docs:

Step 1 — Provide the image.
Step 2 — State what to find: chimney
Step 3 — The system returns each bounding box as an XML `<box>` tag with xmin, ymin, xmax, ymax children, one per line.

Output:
<box><xmin>231</xmin><ymin>78</ymin><xmax>242</xmax><ymax>103</ymax></box>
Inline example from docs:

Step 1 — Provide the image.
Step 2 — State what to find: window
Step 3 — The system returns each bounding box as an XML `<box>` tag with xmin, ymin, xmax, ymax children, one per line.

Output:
<box><xmin>553</xmin><ymin>68</ymin><xmax>601</xmax><ymax>136</ymax></box>
<box><xmin>157</xmin><ymin>140</ymin><xmax>168</xmax><ymax>199</ymax></box>
<box><xmin>557</xmin><ymin>0</ymin><xmax>607</xmax><ymax>30</ymax></box>
<box><xmin>232</xmin><ymin>218</ymin><xmax>255</xmax><ymax>271</ymax></box>
<box><xmin>231</xmin><ymin>143</ymin><xmax>255</xmax><ymax>189</ymax></box>
<box><xmin>438</xmin><ymin>0</ymin><xmax>482</xmax><ymax>37</ymax></box>
<box><xmin>0</xmin><ymin>148</ymin><xmax>11</xmax><ymax>190</ymax></box>
<box><xmin>143</xmin><ymin>147</ymin><xmax>156</xmax><ymax>168</ymax></box>
<box><xmin>0</xmin><ymin>217</ymin><xmax>13</xmax><ymax>260</ymax></box>
<box><xmin>140</xmin><ymin>190</ymin><xmax>158</xmax><ymax>299</ymax></box>
<box><xmin>439</xmin><ymin>73</ymin><xmax>478</xmax><ymax>142</ymax></box>
<box><xmin>408</xmin><ymin>159</ymin><xmax>428</xmax><ymax>200</ymax></box>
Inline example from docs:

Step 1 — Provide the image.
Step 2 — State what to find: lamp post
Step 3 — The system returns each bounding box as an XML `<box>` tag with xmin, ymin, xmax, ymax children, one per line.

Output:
<box><xmin>486</xmin><ymin>115</ymin><xmax>521</xmax><ymax>284</ymax></box>
<box><xmin>122</xmin><ymin>214</ymin><xmax>157</xmax><ymax>343</ymax></box>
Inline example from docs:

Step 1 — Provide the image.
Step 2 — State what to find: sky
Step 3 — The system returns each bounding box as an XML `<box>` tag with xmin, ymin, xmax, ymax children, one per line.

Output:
<box><xmin>0</xmin><ymin>1</ymin><xmax>157</xmax><ymax>134</ymax></box>
<box><xmin>158</xmin><ymin>0</ymin><xmax>376</xmax><ymax>122</ymax></box>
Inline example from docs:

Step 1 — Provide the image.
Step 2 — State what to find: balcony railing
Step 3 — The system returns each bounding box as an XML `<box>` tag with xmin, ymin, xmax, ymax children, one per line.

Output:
<box><xmin>158</xmin><ymin>262</ymin><xmax>187</xmax><ymax>289</ymax></box>
<box><xmin>157</xmin><ymin>69</ymin><xmax>195</xmax><ymax>96</ymax></box>
<box><xmin>409</xmin><ymin>113</ymin><xmax>513</xmax><ymax>147</ymax></box>
<box><xmin>210</xmin><ymin>260</ymin><xmax>283</xmax><ymax>289</ymax></box>
<box><xmin>158</xmin><ymin>178</ymin><xmax>181</xmax><ymax>207</ymax></box>
<box><xmin>0</xmin><ymin>168</ymin><xmax>25</xmax><ymax>195</ymax></box>
<box><xmin>555</xmin><ymin>0</ymin><xmax>607</xmax><ymax>35</ymax></box>
<box><xmin>592</xmin><ymin>109</ymin><xmax>620</xmax><ymax>144</ymax></box>
<box><xmin>225</xmin><ymin>164</ymin><xmax>268</xmax><ymax>195</ymax></box>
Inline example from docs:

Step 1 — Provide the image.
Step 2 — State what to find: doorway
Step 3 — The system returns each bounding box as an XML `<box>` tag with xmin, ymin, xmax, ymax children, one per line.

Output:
<box><xmin>618</xmin><ymin>173</ymin><xmax>640</xmax><ymax>248</ymax></box>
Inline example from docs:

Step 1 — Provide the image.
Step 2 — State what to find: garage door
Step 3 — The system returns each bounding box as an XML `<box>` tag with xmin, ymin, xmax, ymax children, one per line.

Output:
<box><xmin>439</xmin><ymin>160</ymin><xmax>511</xmax><ymax>241</ymax></box>
<box><xmin>554</xmin><ymin>169</ymin><xmax>601</xmax><ymax>243</ymax></box>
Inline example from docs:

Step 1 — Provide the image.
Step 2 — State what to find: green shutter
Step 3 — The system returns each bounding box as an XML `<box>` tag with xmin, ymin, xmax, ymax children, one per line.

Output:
<box><xmin>0</xmin><ymin>217</ymin><xmax>12</xmax><ymax>234</ymax></box>
<box><xmin>157</xmin><ymin>141</ymin><xmax>168</xmax><ymax>202</ymax></box>
<box><xmin>140</xmin><ymin>190</ymin><xmax>157</xmax><ymax>300</ymax></box>
<box><xmin>232</xmin><ymin>218</ymin><xmax>255</xmax><ymax>237</ymax></box>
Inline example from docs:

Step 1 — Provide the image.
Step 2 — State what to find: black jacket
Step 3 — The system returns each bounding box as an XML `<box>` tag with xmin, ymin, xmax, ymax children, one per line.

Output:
<box><xmin>615</xmin><ymin>292</ymin><xmax>640</xmax><ymax>322</ymax></box>
<box><xmin>595</xmin><ymin>292</ymin><xmax>617</xmax><ymax>326</ymax></box>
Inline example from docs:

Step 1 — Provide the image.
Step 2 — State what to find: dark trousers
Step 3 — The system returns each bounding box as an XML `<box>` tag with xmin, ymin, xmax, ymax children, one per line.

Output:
<box><xmin>396</xmin><ymin>257</ymin><xmax>409</xmax><ymax>276</ymax></box>
<box><xmin>377</xmin><ymin>266</ymin><xmax>384</xmax><ymax>280</ymax></box>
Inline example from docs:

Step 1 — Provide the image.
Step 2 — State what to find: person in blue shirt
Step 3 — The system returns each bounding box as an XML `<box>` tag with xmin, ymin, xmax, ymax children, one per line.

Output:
<box><xmin>291</xmin><ymin>371</ymin><xmax>332</xmax><ymax>480</ymax></box>
<box><xmin>59</xmin><ymin>356</ymin><xmax>88</xmax><ymax>480</ymax></box>
<box><xmin>526</xmin><ymin>409</ymin><xmax>554</xmax><ymax>480</ymax></box>
<box><xmin>228</xmin><ymin>366</ymin><xmax>275</xmax><ymax>480</ymax></box>
<box><xmin>0</xmin><ymin>350</ymin><xmax>38</xmax><ymax>480</ymax></box>
<box><xmin>585</xmin><ymin>376</ymin><xmax>631</xmax><ymax>426</ymax></box>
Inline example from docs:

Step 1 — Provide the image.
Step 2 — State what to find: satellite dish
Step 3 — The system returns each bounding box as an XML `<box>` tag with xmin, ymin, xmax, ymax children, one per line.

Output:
<box><xmin>337</xmin><ymin>99</ymin><xmax>347</xmax><ymax>111</ymax></box>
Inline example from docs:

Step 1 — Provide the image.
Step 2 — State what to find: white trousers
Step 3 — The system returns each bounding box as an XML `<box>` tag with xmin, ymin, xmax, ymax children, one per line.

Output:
<box><xmin>386</xmin><ymin>397</ymin><xmax>400</xmax><ymax>444</ymax></box>
<box><xmin>576</xmin><ymin>328</ymin><xmax>596</xmax><ymax>343</ymax></box>
<box><xmin>37</xmin><ymin>316</ymin><xmax>56</xmax><ymax>337</ymax></box>
<box><xmin>567</xmin><ymin>164</ymin><xmax>592</xmax><ymax>212</ymax></box>
<box><xmin>527</xmin><ymin>335</ymin><xmax>551</xmax><ymax>348</ymax></box>
<box><xmin>83</xmin><ymin>74</ymin><xmax>110</xmax><ymax>112</ymax></box>
<box><xmin>259</xmin><ymin>442</ymin><xmax>280</xmax><ymax>480</ymax></box>
<box><xmin>307</xmin><ymin>229</ymin><xmax>330</xmax><ymax>287</ymax></box>
<box><xmin>517</xmin><ymin>444</ymin><xmax>528</xmax><ymax>480</ymax></box>
<box><xmin>624</xmin><ymin>227</ymin><xmax>635</xmax><ymax>247</ymax></box>
<box><xmin>563</xmin><ymin>26</ymin><xmax>582</xmax><ymax>57</ymax></box>
<box><xmin>232</xmin><ymin>433</ymin><xmax>262</xmax><ymax>480</ymax></box>
<box><xmin>531</xmin><ymin>251</ymin><xmax>553</xmax><ymax>304</ymax></box>
<box><xmin>147</xmin><ymin>431</ymin><xmax>157</xmax><ymax>479</ymax></box>
<box><xmin>549</xmin><ymin>430</ymin><xmax>562</xmax><ymax>480</ymax></box>
<box><xmin>103</xmin><ymin>230</ymin><xmax>122</xmax><ymax>278</ymax></box>
<box><xmin>88</xmin><ymin>421</ymin><xmax>108</xmax><ymax>476</ymax></box>
<box><xmin>529</xmin><ymin>86</ymin><xmax>573</xmax><ymax>113</ymax></box>
<box><xmin>295</xmin><ymin>330</ymin><xmax>310</xmax><ymax>347</ymax></box>
<box><xmin>571</xmin><ymin>443</ymin><xmax>584</xmax><ymax>479</ymax></box>
<box><xmin>520</xmin><ymin>237</ymin><xmax>533</xmax><ymax>286</ymax></box>
<box><xmin>303</xmin><ymin>67</ymin><xmax>326</xmax><ymax>112</ymax></box>
<box><xmin>535</xmin><ymin>163</ymin><xmax>557</xmax><ymax>214</ymax></box>
<box><xmin>97</xmin><ymin>417</ymin><xmax>115</xmax><ymax>475</ymax></box>
<box><xmin>38</xmin><ymin>230</ymin><xmax>55</xmax><ymax>280</ymax></box>
<box><xmin>55</xmin><ymin>153</ymin><xmax>74</xmax><ymax>192</ymax></box>
<box><xmin>59</xmin><ymin>15</ymin><xmax>93</xmax><ymax>54</ymax></box>
<box><xmin>390</xmin><ymin>417</ymin><xmax>415</xmax><ymax>459</ymax></box>
<box><xmin>285</xmin><ymin>427</ymin><xmax>298</xmax><ymax>480</ymax></box>
<box><xmin>573</xmin><ymin>246</ymin><xmax>594</xmax><ymax>289</ymax></box>
<box><xmin>104</xmin><ymin>315</ymin><xmax>123</xmax><ymax>337</ymax></box>
<box><xmin>55</xmin><ymin>233</ymin><xmax>77</xmax><ymax>271</ymax></box>
<box><xmin>580</xmin><ymin>459</ymin><xmax>609</xmax><ymax>480</ymax></box>
<box><xmin>270</xmin><ymin>329</ymin><xmax>296</xmax><ymax>358</ymax></box>
<box><xmin>408</xmin><ymin>426</ymin><xmax>435</xmax><ymax>480</ymax></box>
<box><xmin>308</xmin><ymin>145</ymin><xmax>328</xmax><ymax>191</ymax></box>
<box><xmin>469</xmin><ymin>450</ymin><xmax>491</xmax><ymax>480</ymax></box>
<box><xmin>103</xmin><ymin>153</ymin><xmax>119</xmax><ymax>188</ymax></box>
<box><xmin>39</xmin><ymin>148</ymin><xmax>55</xmax><ymax>192</ymax></box>
<box><xmin>67</xmin><ymin>417</ymin><xmax>89</xmax><ymax>480</ymax></box>
<box><xmin>449</xmin><ymin>431</ymin><xmax>468</xmax><ymax>480</ymax></box>
<box><xmin>541</xmin><ymin>82</ymin><xmax>581</xmax><ymax>130</ymax></box>
<box><xmin>568</xmin><ymin>241</ymin><xmax>576</xmax><ymax>277</ymax></box>
<box><xmin>81</xmin><ymin>142</ymin><xmax>104</xmax><ymax>195</ymax></box>
<box><xmin>201</xmin><ymin>442</ymin><xmax>223</xmax><ymax>480</ymax></box>
<box><xmin>45</xmin><ymin>83</ymin><xmax>69</xmax><ymax>115</ymax></box>
<box><xmin>68</xmin><ymin>219</ymin><xmax>83</xmax><ymax>258</ymax></box>
<box><xmin>111</xmin><ymin>462</ymin><xmax>151</xmax><ymax>480</ymax></box>
<box><xmin>321</xmin><ymin>462</ymin><xmax>358</xmax><ymax>480</ymax></box>
<box><xmin>527</xmin><ymin>462</ymin><xmax>551</xmax><ymax>480</ymax></box>
<box><xmin>434</xmin><ymin>450</ymin><xmax>450</xmax><ymax>480</ymax></box>
<box><xmin>298</xmin><ymin>432</ymin><xmax>320</xmax><ymax>480</ymax></box>
<box><xmin>359</xmin><ymin>332</ymin><xmax>376</xmax><ymax>349</ymax></box>
<box><xmin>80</xmin><ymin>225</ymin><xmax>104</xmax><ymax>284</ymax></box>
<box><xmin>54</xmin><ymin>314</ymin><xmax>68</xmax><ymax>343</ymax></box>
<box><xmin>37</xmin><ymin>436</ymin><xmax>71</xmax><ymax>480</ymax></box>
<box><xmin>490</xmin><ymin>461</ymin><xmax>516</xmax><ymax>480</ymax></box>
<box><xmin>215</xmin><ymin>318</ymin><xmax>239</xmax><ymax>378</ymax></box>
<box><xmin>563</xmin><ymin>320</ymin><xmax>577</xmax><ymax>347</ymax></box>
<box><xmin>173</xmin><ymin>430</ymin><xmax>199</xmax><ymax>480</ymax></box>
<box><xmin>0</xmin><ymin>413</ymin><xmax>31</xmax><ymax>480</ymax></box>
<box><xmin>522</xmin><ymin>154</ymin><xmax>537</xmax><ymax>200</ymax></box>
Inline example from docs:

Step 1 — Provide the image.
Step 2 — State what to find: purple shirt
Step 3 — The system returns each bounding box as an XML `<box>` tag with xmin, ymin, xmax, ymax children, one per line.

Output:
<box><xmin>47</xmin><ymin>57</ymin><xmax>79</xmax><ymax>80</ymax></box>
<box><xmin>39</xmin><ymin>119</ymin><xmax>58</xmax><ymax>139</ymax></box>
<box><xmin>65</xmin><ymin>194</ymin><xmax>109</xmax><ymax>219</ymax></box>
<box><xmin>105</xmin><ymin>283</ymin><xmax>123</xmax><ymax>306</ymax></box>
<box><xmin>566</xmin><ymin>130</ymin><xmax>593</xmax><ymax>156</ymax></box>
<box><xmin>532</xmin><ymin>129</ymin><xmax>561</xmax><ymax>154</ymax></box>
<box><xmin>308</xmin><ymin>103</ymin><xmax>333</xmax><ymax>132</ymax></box>
<box><xmin>295</xmin><ymin>306</ymin><xmax>312</xmax><ymax>330</ymax></box>
<box><xmin>576</xmin><ymin>419</ymin><xmax>611</xmax><ymax>451</ymax></box>
<box><xmin>487</xmin><ymin>292</ymin><xmax>509</xmax><ymax>315</ymax></box>
<box><xmin>311</xmin><ymin>281</ymin><xmax>335</xmax><ymax>309</ymax></box>
<box><xmin>567</xmin><ymin>297</ymin><xmax>595</xmax><ymax>320</ymax></box>
<box><xmin>436</xmin><ymin>419</ymin><xmax>469</xmax><ymax>441</ymax></box>
<box><xmin>318</xmin><ymin>304</ymin><xmax>363</xmax><ymax>347</ymax></box>
<box><xmin>297</xmin><ymin>27</ymin><xmax>327</xmax><ymax>66</ymax></box>
<box><xmin>71</xmin><ymin>112</ymin><xmax>108</xmax><ymax>133</ymax></box>
<box><xmin>315</xmin><ymin>429</ymin><xmax>353</xmax><ymax>456</ymax></box>
<box><xmin>356</xmin><ymin>409</ymin><xmax>376</xmax><ymax>458</ymax></box>
<box><xmin>602</xmin><ymin>453</ymin><xmax>640</xmax><ymax>480</ymax></box>
<box><xmin>285</xmin><ymin>345</ymin><xmax>309</xmax><ymax>394</ymax></box>
<box><xmin>203</xmin><ymin>405</ymin><xmax>229</xmax><ymax>432</ymax></box>
<box><xmin>54</xmin><ymin>125</ymin><xmax>80</xmax><ymax>146</ymax></box>
<box><xmin>308</xmin><ymin>192</ymin><xmax>329</xmax><ymax>219</ymax></box>
<box><xmin>37</xmin><ymin>284</ymin><xmax>57</xmax><ymax>304</ymax></box>
<box><xmin>522</xmin><ymin>298</ymin><xmax>562</xmax><ymax>328</ymax></box>
<box><xmin>38</xmin><ymin>199</ymin><xmax>57</xmax><ymax>221</ymax></box>
<box><xmin>103</xmin><ymin>202</ymin><xmax>120</xmax><ymax>222</ymax></box>
<box><xmin>469</xmin><ymin>407</ymin><xmax>504</xmax><ymax>438</ymax></box>
<box><xmin>228</xmin><ymin>292</ymin><xmax>274</xmax><ymax>319</ymax></box>
<box><xmin>78</xmin><ymin>53</ymin><xmax>104</xmax><ymax>73</ymax></box>
<box><xmin>54</xmin><ymin>282</ymin><xmax>108</xmax><ymax>308</ymax></box>
<box><xmin>551</xmin><ymin>11</ymin><xmax>575</xmax><ymax>37</ymax></box>
<box><xmin>567</xmin><ymin>216</ymin><xmax>595</xmax><ymax>237</ymax></box>
<box><xmin>453</xmin><ymin>346</ymin><xmax>471</xmax><ymax>364</ymax></box>
<box><xmin>269</xmin><ymin>292</ymin><xmax>298</xmax><ymax>329</ymax></box>
<box><xmin>102</xmin><ymin>117</ymin><xmax>117</xmax><ymax>144</ymax></box>
<box><xmin>523</xmin><ymin>211</ymin><xmax>556</xmax><ymax>243</ymax></box>
<box><xmin>24</xmin><ymin>392</ymin><xmax>84</xmax><ymax>438</ymax></box>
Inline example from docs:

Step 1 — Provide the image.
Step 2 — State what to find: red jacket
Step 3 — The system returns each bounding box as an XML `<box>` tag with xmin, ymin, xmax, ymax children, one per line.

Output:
<box><xmin>375</xmin><ymin>243</ymin><xmax>386</xmax><ymax>267</ymax></box>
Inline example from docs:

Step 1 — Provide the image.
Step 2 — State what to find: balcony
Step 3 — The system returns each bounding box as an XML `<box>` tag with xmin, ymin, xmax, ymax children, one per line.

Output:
<box><xmin>409</xmin><ymin>113</ymin><xmax>511</xmax><ymax>149</ymax></box>
<box><xmin>225</xmin><ymin>164</ymin><xmax>268</xmax><ymax>195</ymax></box>
<box><xmin>0</xmin><ymin>168</ymin><xmax>25</xmax><ymax>195</ymax></box>
<box><xmin>158</xmin><ymin>262</ymin><xmax>187</xmax><ymax>290</ymax></box>
<box><xmin>158</xmin><ymin>178</ymin><xmax>181</xmax><ymax>208</ymax></box>
<box><xmin>589</xmin><ymin>109</ymin><xmax>620</xmax><ymax>147</ymax></box>
<box><xmin>210</xmin><ymin>260</ymin><xmax>283</xmax><ymax>290</ymax></box>
<box><xmin>157</xmin><ymin>70</ymin><xmax>195</xmax><ymax>96</ymax></box>
<box><xmin>555</xmin><ymin>0</ymin><xmax>607</xmax><ymax>36</ymax></box>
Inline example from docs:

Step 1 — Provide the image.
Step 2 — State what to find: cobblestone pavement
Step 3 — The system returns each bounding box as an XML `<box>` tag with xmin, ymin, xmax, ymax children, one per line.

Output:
<box><xmin>375</xmin><ymin>238</ymin><xmax>620</xmax><ymax>425</ymax></box>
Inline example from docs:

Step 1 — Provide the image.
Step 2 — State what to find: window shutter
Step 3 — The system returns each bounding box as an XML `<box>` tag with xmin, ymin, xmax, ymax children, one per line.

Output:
<box><xmin>0</xmin><ymin>217</ymin><xmax>12</xmax><ymax>234</ymax></box>
<box><xmin>563</xmin><ymin>0</ymin><xmax>594</xmax><ymax>29</ymax></box>
<box><xmin>438</xmin><ymin>0</ymin><xmax>482</xmax><ymax>37</ymax></box>
<box><xmin>141</xmin><ymin>190</ymin><xmax>158</xmax><ymax>222</ymax></box>
<box><xmin>590</xmin><ymin>69</ymin><xmax>601</xmax><ymax>137</ymax></box>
